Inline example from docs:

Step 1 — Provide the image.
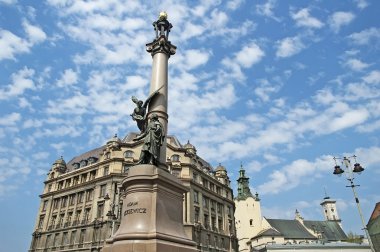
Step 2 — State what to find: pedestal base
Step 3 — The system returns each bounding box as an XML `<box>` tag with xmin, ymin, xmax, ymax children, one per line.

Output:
<box><xmin>102</xmin><ymin>165</ymin><xmax>197</xmax><ymax>252</ymax></box>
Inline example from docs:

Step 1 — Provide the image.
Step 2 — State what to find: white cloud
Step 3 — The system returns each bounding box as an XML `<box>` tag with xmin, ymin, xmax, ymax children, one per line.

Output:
<box><xmin>235</xmin><ymin>42</ymin><xmax>265</xmax><ymax>68</ymax></box>
<box><xmin>227</xmin><ymin>0</ymin><xmax>244</xmax><ymax>10</ymax></box>
<box><xmin>291</xmin><ymin>8</ymin><xmax>324</xmax><ymax>29</ymax></box>
<box><xmin>0</xmin><ymin>67</ymin><xmax>35</xmax><ymax>100</ymax></box>
<box><xmin>362</xmin><ymin>70</ymin><xmax>380</xmax><ymax>84</ymax></box>
<box><xmin>0</xmin><ymin>113</ymin><xmax>21</xmax><ymax>126</ymax></box>
<box><xmin>22</xmin><ymin>20</ymin><xmax>47</xmax><ymax>43</ymax></box>
<box><xmin>275</xmin><ymin>36</ymin><xmax>305</xmax><ymax>58</ymax></box>
<box><xmin>56</xmin><ymin>68</ymin><xmax>78</xmax><ymax>87</ymax></box>
<box><xmin>0</xmin><ymin>0</ymin><xmax>17</xmax><ymax>5</ymax></box>
<box><xmin>256</xmin><ymin>0</ymin><xmax>281</xmax><ymax>22</ymax></box>
<box><xmin>353</xmin><ymin>0</ymin><xmax>369</xmax><ymax>9</ymax></box>
<box><xmin>329</xmin><ymin>11</ymin><xmax>355</xmax><ymax>33</ymax></box>
<box><xmin>254</xmin><ymin>79</ymin><xmax>282</xmax><ymax>102</ymax></box>
<box><xmin>122</xmin><ymin>75</ymin><xmax>148</xmax><ymax>91</ymax></box>
<box><xmin>0</xmin><ymin>30</ymin><xmax>29</xmax><ymax>60</ymax></box>
<box><xmin>344</xmin><ymin>58</ymin><xmax>370</xmax><ymax>71</ymax></box>
<box><xmin>348</xmin><ymin>27</ymin><xmax>380</xmax><ymax>45</ymax></box>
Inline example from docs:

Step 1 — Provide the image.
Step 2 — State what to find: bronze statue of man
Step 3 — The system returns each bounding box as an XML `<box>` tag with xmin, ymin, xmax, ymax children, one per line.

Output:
<box><xmin>133</xmin><ymin>113</ymin><xmax>164</xmax><ymax>166</ymax></box>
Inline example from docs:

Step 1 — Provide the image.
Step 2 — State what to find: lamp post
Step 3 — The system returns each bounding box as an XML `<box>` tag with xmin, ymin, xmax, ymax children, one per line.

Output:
<box><xmin>332</xmin><ymin>155</ymin><xmax>375</xmax><ymax>252</ymax></box>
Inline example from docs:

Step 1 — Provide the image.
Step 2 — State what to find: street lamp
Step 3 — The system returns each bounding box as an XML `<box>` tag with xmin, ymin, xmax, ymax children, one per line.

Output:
<box><xmin>332</xmin><ymin>155</ymin><xmax>375</xmax><ymax>252</ymax></box>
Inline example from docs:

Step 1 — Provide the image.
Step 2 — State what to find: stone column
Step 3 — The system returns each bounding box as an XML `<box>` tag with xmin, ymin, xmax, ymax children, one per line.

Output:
<box><xmin>146</xmin><ymin>12</ymin><xmax>176</xmax><ymax>168</ymax></box>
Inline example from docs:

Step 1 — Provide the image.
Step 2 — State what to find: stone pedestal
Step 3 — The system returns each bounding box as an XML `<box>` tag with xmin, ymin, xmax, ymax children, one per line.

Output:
<box><xmin>102</xmin><ymin>165</ymin><xmax>197</xmax><ymax>252</ymax></box>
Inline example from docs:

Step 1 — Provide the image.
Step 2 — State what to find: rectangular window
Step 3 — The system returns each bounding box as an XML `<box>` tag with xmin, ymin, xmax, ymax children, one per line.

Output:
<box><xmin>212</xmin><ymin>216</ymin><xmax>216</xmax><ymax>230</ymax></box>
<box><xmin>194</xmin><ymin>207</ymin><xmax>200</xmax><ymax>222</ymax></box>
<box><xmin>53</xmin><ymin>233</ymin><xmax>60</xmax><ymax>247</ymax></box>
<box><xmin>85</xmin><ymin>189</ymin><xmax>93</xmax><ymax>202</ymax></box>
<box><xmin>84</xmin><ymin>208</ymin><xmax>91</xmax><ymax>223</ymax></box>
<box><xmin>211</xmin><ymin>200</ymin><xmax>216</xmax><ymax>211</ymax></box>
<box><xmin>61</xmin><ymin>196</ymin><xmax>67</xmax><ymax>208</ymax></box>
<box><xmin>89</xmin><ymin>170</ymin><xmax>96</xmax><ymax>180</ymax></box>
<box><xmin>62</xmin><ymin>232</ymin><xmax>68</xmax><ymax>245</ymax></box>
<box><xmin>218</xmin><ymin>217</ymin><xmax>223</xmax><ymax>231</ymax></box>
<box><xmin>42</xmin><ymin>200</ymin><xmax>48</xmax><ymax>211</ymax></box>
<box><xmin>53</xmin><ymin>198</ymin><xmax>60</xmax><ymax>209</ymax></box>
<box><xmin>45</xmin><ymin>234</ymin><xmax>51</xmax><ymax>248</ymax></box>
<box><xmin>77</xmin><ymin>192</ymin><xmax>84</xmax><ymax>204</ymax></box>
<box><xmin>73</xmin><ymin>176</ymin><xmax>79</xmax><ymax>185</ymax></box>
<box><xmin>202</xmin><ymin>196</ymin><xmax>209</xmax><ymax>209</ymax></box>
<box><xmin>69</xmin><ymin>194</ymin><xmax>75</xmax><ymax>206</ymax></box>
<box><xmin>204</xmin><ymin>214</ymin><xmax>209</xmax><ymax>229</ymax></box>
<box><xmin>97</xmin><ymin>204</ymin><xmax>104</xmax><ymax>218</ymax></box>
<box><xmin>193</xmin><ymin>172</ymin><xmax>198</xmax><ymax>182</ymax></box>
<box><xmin>57</xmin><ymin>181</ymin><xmax>63</xmax><ymax>190</ymax></box>
<box><xmin>217</xmin><ymin>203</ymin><xmax>223</xmax><ymax>214</ymax></box>
<box><xmin>79</xmin><ymin>229</ymin><xmax>86</xmax><ymax>245</ymax></box>
<box><xmin>38</xmin><ymin>215</ymin><xmax>44</xmax><ymax>229</ymax></box>
<box><xmin>202</xmin><ymin>178</ymin><xmax>208</xmax><ymax>188</ymax></box>
<box><xmin>103</xmin><ymin>166</ymin><xmax>109</xmax><ymax>176</ymax></box>
<box><xmin>193</xmin><ymin>190</ymin><xmax>199</xmax><ymax>203</ymax></box>
<box><xmin>66</xmin><ymin>212</ymin><xmax>73</xmax><ymax>226</ymax></box>
<box><xmin>99</xmin><ymin>184</ymin><xmax>106</xmax><ymax>197</ymax></box>
<box><xmin>48</xmin><ymin>184</ymin><xmax>52</xmax><ymax>192</ymax></box>
<box><xmin>216</xmin><ymin>186</ymin><xmax>221</xmax><ymax>195</ymax></box>
<box><xmin>70</xmin><ymin>230</ymin><xmax>76</xmax><ymax>245</ymax></box>
<box><xmin>210</xmin><ymin>183</ymin><xmax>215</xmax><ymax>191</ymax></box>
<box><xmin>65</xmin><ymin>179</ymin><xmax>71</xmax><ymax>188</ymax></box>
<box><xmin>81</xmin><ymin>174</ymin><xmax>87</xmax><ymax>183</ymax></box>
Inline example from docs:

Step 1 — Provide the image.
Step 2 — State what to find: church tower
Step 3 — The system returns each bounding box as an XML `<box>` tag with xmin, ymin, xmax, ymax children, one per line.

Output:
<box><xmin>234</xmin><ymin>164</ymin><xmax>262</xmax><ymax>252</ymax></box>
<box><xmin>320</xmin><ymin>194</ymin><xmax>341</xmax><ymax>225</ymax></box>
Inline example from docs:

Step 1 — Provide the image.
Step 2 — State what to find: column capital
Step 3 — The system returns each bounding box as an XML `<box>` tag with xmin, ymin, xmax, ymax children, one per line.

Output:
<box><xmin>146</xmin><ymin>37</ymin><xmax>176</xmax><ymax>57</ymax></box>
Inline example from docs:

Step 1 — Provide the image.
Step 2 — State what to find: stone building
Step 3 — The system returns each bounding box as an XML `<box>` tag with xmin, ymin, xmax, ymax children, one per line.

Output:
<box><xmin>368</xmin><ymin>202</ymin><xmax>380</xmax><ymax>252</ymax></box>
<box><xmin>29</xmin><ymin>133</ymin><xmax>238</xmax><ymax>252</ymax></box>
<box><xmin>233</xmin><ymin>165</ymin><xmax>367</xmax><ymax>252</ymax></box>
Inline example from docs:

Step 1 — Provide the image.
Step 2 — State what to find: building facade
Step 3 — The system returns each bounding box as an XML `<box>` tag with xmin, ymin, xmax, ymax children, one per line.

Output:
<box><xmin>30</xmin><ymin>133</ymin><xmax>238</xmax><ymax>252</ymax></box>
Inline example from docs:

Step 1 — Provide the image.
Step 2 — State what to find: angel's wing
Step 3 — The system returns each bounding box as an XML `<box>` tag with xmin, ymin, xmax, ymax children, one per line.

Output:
<box><xmin>131</xmin><ymin>96</ymin><xmax>139</xmax><ymax>104</ymax></box>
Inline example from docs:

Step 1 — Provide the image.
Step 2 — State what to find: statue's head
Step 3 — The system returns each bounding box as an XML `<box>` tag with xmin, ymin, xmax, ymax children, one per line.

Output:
<box><xmin>159</xmin><ymin>11</ymin><xmax>167</xmax><ymax>21</ymax></box>
<box><xmin>138</xmin><ymin>100</ymin><xmax>143</xmax><ymax>106</ymax></box>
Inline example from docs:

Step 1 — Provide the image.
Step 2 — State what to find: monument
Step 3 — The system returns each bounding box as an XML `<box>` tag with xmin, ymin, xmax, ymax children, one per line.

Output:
<box><xmin>101</xmin><ymin>12</ymin><xmax>197</xmax><ymax>252</ymax></box>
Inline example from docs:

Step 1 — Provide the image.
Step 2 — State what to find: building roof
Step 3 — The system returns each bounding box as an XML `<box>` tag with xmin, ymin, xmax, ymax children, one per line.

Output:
<box><xmin>66</xmin><ymin>146</ymin><xmax>105</xmax><ymax>172</ymax></box>
<box><xmin>368</xmin><ymin>202</ymin><xmax>380</xmax><ymax>223</ymax></box>
<box><xmin>303</xmin><ymin>220</ymin><xmax>347</xmax><ymax>241</ymax></box>
<box><xmin>266</xmin><ymin>219</ymin><xmax>316</xmax><ymax>239</ymax></box>
<box><xmin>265</xmin><ymin>218</ymin><xmax>347</xmax><ymax>241</ymax></box>
<box><xmin>253</xmin><ymin>228</ymin><xmax>282</xmax><ymax>239</ymax></box>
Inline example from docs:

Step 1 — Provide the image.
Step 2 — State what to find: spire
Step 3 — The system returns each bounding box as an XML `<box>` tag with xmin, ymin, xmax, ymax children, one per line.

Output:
<box><xmin>236</xmin><ymin>163</ymin><xmax>253</xmax><ymax>201</ymax></box>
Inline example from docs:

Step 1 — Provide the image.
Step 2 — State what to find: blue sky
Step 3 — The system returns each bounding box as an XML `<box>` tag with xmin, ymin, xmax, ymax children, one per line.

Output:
<box><xmin>1</xmin><ymin>0</ymin><xmax>380</xmax><ymax>251</ymax></box>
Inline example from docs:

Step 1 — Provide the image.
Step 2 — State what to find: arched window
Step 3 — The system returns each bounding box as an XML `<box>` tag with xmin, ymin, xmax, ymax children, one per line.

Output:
<box><xmin>73</xmin><ymin>163</ymin><xmax>80</xmax><ymax>169</ymax></box>
<box><xmin>124</xmin><ymin>150</ymin><xmax>134</xmax><ymax>158</ymax></box>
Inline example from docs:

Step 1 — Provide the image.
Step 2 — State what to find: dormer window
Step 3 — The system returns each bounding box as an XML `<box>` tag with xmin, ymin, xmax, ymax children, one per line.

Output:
<box><xmin>80</xmin><ymin>160</ymin><xmax>87</xmax><ymax>167</ymax></box>
<box><xmin>124</xmin><ymin>151</ymin><xmax>134</xmax><ymax>158</ymax></box>
<box><xmin>171</xmin><ymin>155</ymin><xmax>180</xmax><ymax>162</ymax></box>
<box><xmin>87</xmin><ymin>157</ymin><xmax>98</xmax><ymax>165</ymax></box>
<box><xmin>73</xmin><ymin>163</ymin><xmax>80</xmax><ymax>169</ymax></box>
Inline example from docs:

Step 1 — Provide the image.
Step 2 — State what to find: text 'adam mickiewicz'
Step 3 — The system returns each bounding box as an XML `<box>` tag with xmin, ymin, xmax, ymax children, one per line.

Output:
<box><xmin>124</xmin><ymin>208</ymin><xmax>147</xmax><ymax>215</ymax></box>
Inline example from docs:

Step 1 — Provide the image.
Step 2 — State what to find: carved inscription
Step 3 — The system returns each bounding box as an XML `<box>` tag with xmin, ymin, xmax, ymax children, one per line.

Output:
<box><xmin>124</xmin><ymin>201</ymin><xmax>147</xmax><ymax>216</ymax></box>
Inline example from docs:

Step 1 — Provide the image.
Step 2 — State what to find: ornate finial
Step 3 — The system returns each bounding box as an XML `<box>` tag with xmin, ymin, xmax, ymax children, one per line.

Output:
<box><xmin>159</xmin><ymin>11</ymin><xmax>168</xmax><ymax>20</ymax></box>
<box><xmin>152</xmin><ymin>11</ymin><xmax>173</xmax><ymax>39</ymax></box>
<box><xmin>147</xmin><ymin>12</ymin><xmax>176</xmax><ymax>56</ymax></box>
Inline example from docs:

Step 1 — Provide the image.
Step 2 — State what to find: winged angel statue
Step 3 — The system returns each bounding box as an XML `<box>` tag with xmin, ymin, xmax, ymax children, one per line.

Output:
<box><xmin>130</xmin><ymin>90</ymin><xmax>159</xmax><ymax>134</ymax></box>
